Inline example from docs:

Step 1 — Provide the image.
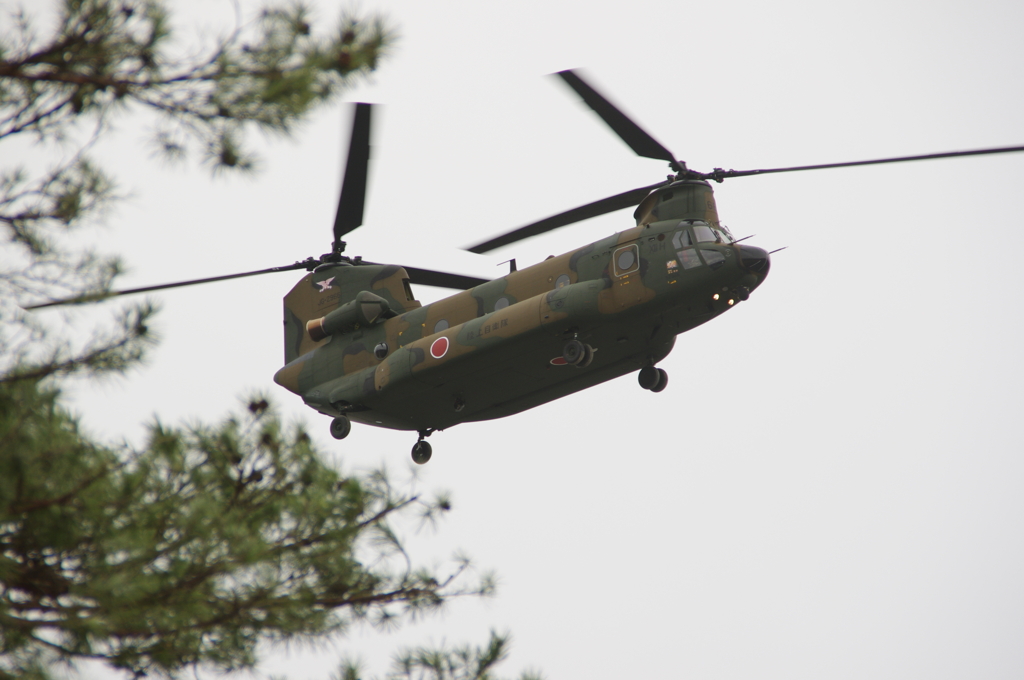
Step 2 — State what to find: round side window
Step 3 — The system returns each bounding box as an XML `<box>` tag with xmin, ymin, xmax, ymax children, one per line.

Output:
<box><xmin>555</xmin><ymin>274</ymin><xmax>570</xmax><ymax>289</ymax></box>
<box><xmin>434</xmin><ymin>319</ymin><xmax>449</xmax><ymax>333</ymax></box>
<box><xmin>494</xmin><ymin>297</ymin><xmax>510</xmax><ymax>310</ymax></box>
<box><xmin>617</xmin><ymin>249</ymin><xmax>636</xmax><ymax>271</ymax></box>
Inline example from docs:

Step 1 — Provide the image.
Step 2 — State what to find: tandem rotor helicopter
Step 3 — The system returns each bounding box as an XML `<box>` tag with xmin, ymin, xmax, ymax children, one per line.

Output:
<box><xmin>28</xmin><ymin>70</ymin><xmax>1024</xmax><ymax>464</ymax></box>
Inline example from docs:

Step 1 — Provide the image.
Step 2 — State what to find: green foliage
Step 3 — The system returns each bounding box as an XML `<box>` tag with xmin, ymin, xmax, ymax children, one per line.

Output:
<box><xmin>0</xmin><ymin>0</ymin><xmax>390</xmax><ymax>379</ymax></box>
<box><xmin>0</xmin><ymin>301</ymin><xmax>156</xmax><ymax>387</ymax></box>
<box><xmin>0</xmin><ymin>385</ymin><xmax>493</xmax><ymax>678</ymax></box>
<box><xmin>0</xmin><ymin>0</ymin><xmax>389</xmax><ymax>166</ymax></box>
<box><xmin>0</xmin><ymin>5</ymin><xmax>540</xmax><ymax>679</ymax></box>
<box><xmin>335</xmin><ymin>630</ymin><xmax>545</xmax><ymax>680</ymax></box>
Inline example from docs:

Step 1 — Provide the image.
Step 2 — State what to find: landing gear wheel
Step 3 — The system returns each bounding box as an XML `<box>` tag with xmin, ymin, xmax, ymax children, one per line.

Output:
<box><xmin>650</xmin><ymin>368</ymin><xmax>669</xmax><ymax>393</ymax></box>
<box><xmin>579</xmin><ymin>344</ymin><xmax>595</xmax><ymax>368</ymax></box>
<box><xmin>638</xmin><ymin>366</ymin><xmax>661</xmax><ymax>390</ymax></box>
<box><xmin>329</xmin><ymin>416</ymin><xmax>352</xmax><ymax>440</ymax></box>
<box><xmin>562</xmin><ymin>339</ymin><xmax>585</xmax><ymax>365</ymax></box>
<box><xmin>411</xmin><ymin>440</ymin><xmax>433</xmax><ymax>465</ymax></box>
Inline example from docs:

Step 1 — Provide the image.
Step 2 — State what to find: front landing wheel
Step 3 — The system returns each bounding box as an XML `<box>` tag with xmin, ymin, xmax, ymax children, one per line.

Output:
<box><xmin>411</xmin><ymin>440</ymin><xmax>433</xmax><ymax>465</ymax></box>
<box><xmin>330</xmin><ymin>416</ymin><xmax>352</xmax><ymax>440</ymax></box>
<box><xmin>650</xmin><ymin>368</ymin><xmax>669</xmax><ymax>393</ymax></box>
<box><xmin>638</xmin><ymin>366</ymin><xmax>660</xmax><ymax>390</ymax></box>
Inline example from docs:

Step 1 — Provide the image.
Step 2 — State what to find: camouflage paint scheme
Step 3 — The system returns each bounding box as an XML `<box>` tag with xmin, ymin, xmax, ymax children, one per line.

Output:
<box><xmin>273</xmin><ymin>180</ymin><xmax>770</xmax><ymax>431</ymax></box>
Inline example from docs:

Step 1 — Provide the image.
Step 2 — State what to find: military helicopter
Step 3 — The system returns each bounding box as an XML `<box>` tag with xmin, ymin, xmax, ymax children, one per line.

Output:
<box><xmin>28</xmin><ymin>70</ymin><xmax>1024</xmax><ymax>464</ymax></box>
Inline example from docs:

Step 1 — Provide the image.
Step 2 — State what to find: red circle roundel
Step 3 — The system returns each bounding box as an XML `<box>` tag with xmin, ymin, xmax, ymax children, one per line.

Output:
<box><xmin>430</xmin><ymin>337</ymin><xmax>449</xmax><ymax>359</ymax></box>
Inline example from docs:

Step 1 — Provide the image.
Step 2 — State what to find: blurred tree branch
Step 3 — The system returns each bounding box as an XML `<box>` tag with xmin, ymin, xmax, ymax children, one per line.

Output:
<box><xmin>0</xmin><ymin>388</ymin><xmax>497</xmax><ymax>678</ymax></box>
<box><xmin>0</xmin><ymin>5</ymin><xmax>540</xmax><ymax>679</ymax></box>
<box><xmin>0</xmin><ymin>0</ymin><xmax>389</xmax><ymax>381</ymax></box>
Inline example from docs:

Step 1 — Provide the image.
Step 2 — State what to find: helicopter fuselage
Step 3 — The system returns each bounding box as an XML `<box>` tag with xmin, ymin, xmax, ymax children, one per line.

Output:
<box><xmin>274</xmin><ymin>181</ymin><xmax>770</xmax><ymax>432</ymax></box>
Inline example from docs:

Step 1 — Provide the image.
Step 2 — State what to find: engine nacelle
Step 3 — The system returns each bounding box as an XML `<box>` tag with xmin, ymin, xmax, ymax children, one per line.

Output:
<box><xmin>306</xmin><ymin>291</ymin><xmax>393</xmax><ymax>341</ymax></box>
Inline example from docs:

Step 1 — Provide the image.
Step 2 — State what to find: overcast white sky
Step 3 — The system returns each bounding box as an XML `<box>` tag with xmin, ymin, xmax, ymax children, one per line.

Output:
<box><xmin>19</xmin><ymin>0</ymin><xmax>1024</xmax><ymax>678</ymax></box>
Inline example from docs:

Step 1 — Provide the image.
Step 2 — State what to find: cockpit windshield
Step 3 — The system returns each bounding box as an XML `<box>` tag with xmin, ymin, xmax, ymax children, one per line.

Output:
<box><xmin>679</xmin><ymin>219</ymin><xmax>737</xmax><ymax>248</ymax></box>
<box><xmin>688</xmin><ymin>220</ymin><xmax>734</xmax><ymax>244</ymax></box>
<box><xmin>693</xmin><ymin>223</ymin><xmax>716</xmax><ymax>243</ymax></box>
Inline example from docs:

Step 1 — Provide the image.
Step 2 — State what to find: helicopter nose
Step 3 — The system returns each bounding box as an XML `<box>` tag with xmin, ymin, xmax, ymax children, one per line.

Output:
<box><xmin>737</xmin><ymin>244</ymin><xmax>770</xmax><ymax>275</ymax></box>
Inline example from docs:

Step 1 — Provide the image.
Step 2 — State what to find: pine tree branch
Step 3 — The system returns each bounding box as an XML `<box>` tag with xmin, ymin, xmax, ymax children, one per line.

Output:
<box><xmin>6</xmin><ymin>465</ymin><xmax>115</xmax><ymax>514</ymax></box>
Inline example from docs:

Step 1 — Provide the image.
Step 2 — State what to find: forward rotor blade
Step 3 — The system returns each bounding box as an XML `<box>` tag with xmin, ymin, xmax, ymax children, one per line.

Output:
<box><xmin>403</xmin><ymin>266</ymin><xmax>489</xmax><ymax>290</ymax></box>
<box><xmin>466</xmin><ymin>181</ymin><xmax>666</xmax><ymax>254</ymax></box>
<box><xmin>706</xmin><ymin>145</ymin><xmax>1024</xmax><ymax>181</ymax></box>
<box><xmin>22</xmin><ymin>261</ymin><xmax>314</xmax><ymax>310</ymax></box>
<box><xmin>333</xmin><ymin>103</ymin><xmax>372</xmax><ymax>243</ymax></box>
<box><xmin>557</xmin><ymin>69</ymin><xmax>677</xmax><ymax>168</ymax></box>
<box><xmin>357</xmin><ymin>260</ymin><xmax>487</xmax><ymax>289</ymax></box>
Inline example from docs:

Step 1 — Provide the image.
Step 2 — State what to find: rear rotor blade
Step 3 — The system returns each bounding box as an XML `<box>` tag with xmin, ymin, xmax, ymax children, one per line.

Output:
<box><xmin>22</xmin><ymin>260</ymin><xmax>315</xmax><ymax>310</ymax></box>
<box><xmin>333</xmin><ymin>103</ymin><xmax>372</xmax><ymax>244</ymax></box>
<box><xmin>704</xmin><ymin>145</ymin><xmax>1024</xmax><ymax>181</ymax></box>
<box><xmin>557</xmin><ymin>69</ymin><xmax>678</xmax><ymax>169</ymax></box>
<box><xmin>466</xmin><ymin>181</ymin><xmax>666</xmax><ymax>254</ymax></box>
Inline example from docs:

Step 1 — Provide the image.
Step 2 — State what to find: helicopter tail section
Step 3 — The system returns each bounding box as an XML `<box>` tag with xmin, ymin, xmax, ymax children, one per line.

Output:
<box><xmin>281</xmin><ymin>263</ymin><xmax>421</xmax><ymax>365</ymax></box>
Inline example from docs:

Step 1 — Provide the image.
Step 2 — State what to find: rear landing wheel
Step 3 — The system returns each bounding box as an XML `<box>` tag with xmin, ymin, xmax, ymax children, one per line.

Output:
<box><xmin>330</xmin><ymin>416</ymin><xmax>352</xmax><ymax>440</ymax></box>
<box><xmin>562</xmin><ymin>339</ymin><xmax>585</xmax><ymax>365</ymax></box>
<box><xmin>411</xmin><ymin>440</ymin><xmax>433</xmax><ymax>465</ymax></box>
